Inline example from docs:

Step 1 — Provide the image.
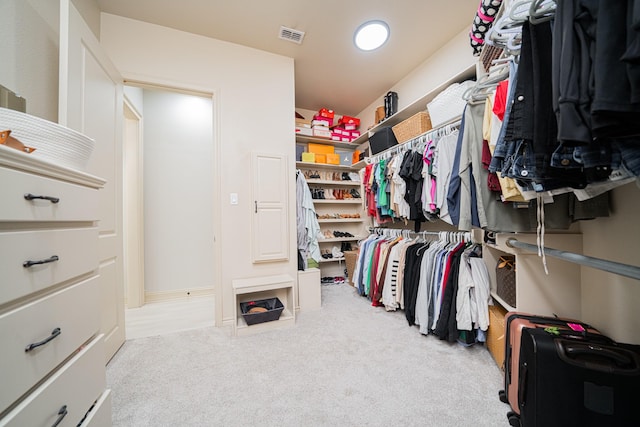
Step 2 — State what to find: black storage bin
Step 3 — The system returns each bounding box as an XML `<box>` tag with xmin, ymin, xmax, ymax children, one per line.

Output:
<box><xmin>369</xmin><ymin>127</ymin><xmax>398</xmax><ymax>154</ymax></box>
<box><xmin>239</xmin><ymin>297</ymin><xmax>284</xmax><ymax>325</ymax></box>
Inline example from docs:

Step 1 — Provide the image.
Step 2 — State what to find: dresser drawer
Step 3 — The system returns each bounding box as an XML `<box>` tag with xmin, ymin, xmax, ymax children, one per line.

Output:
<box><xmin>0</xmin><ymin>335</ymin><xmax>105</xmax><ymax>427</ymax></box>
<box><xmin>0</xmin><ymin>276</ymin><xmax>100</xmax><ymax>413</ymax></box>
<box><xmin>0</xmin><ymin>227</ymin><xmax>98</xmax><ymax>306</ymax></box>
<box><xmin>0</xmin><ymin>167</ymin><xmax>98</xmax><ymax>222</ymax></box>
<box><xmin>80</xmin><ymin>389</ymin><xmax>111</xmax><ymax>427</ymax></box>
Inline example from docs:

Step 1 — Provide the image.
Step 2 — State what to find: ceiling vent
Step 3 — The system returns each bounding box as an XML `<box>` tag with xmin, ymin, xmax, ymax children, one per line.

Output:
<box><xmin>279</xmin><ymin>26</ymin><xmax>305</xmax><ymax>44</ymax></box>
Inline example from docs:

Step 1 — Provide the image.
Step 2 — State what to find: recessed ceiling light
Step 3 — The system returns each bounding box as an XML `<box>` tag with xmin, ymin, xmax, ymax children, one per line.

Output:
<box><xmin>354</xmin><ymin>20</ymin><xmax>389</xmax><ymax>51</ymax></box>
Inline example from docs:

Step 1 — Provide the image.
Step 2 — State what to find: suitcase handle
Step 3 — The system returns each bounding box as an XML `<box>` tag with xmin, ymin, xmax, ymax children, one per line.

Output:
<box><xmin>556</xmin><ymin>340</ymin><xmax>640</xmax><ymax>374</ymax></box>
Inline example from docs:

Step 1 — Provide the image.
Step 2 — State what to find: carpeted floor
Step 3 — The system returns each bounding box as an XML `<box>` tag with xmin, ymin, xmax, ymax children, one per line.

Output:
<box><xmin>106</xmin><ymin>283</ymin><xmax>509</xmax><ymax>426</ymax></box>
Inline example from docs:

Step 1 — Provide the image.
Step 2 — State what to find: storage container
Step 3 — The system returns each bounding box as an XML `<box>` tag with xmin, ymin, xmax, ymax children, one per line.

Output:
<box><xmin>391</xmin><ymin>111</ymin><xmax>432</xmax><ymax>143</ymax></box>
<box><xmin>369</xmin><ymin>127</ymin><xmax>398</xmax><ymax>154</ymax></box>
<box><xmin>239</xmin><ymin>298</ymin><xmax>284</xmax><ymax>325</ymax></box>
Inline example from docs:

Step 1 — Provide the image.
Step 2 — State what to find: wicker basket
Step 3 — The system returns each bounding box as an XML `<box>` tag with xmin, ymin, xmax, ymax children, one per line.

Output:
<box><xmin>391</xmin><ymin>111</ymin><xmax>432</xmax><ymax>144</ymax></box>
<box><xmin>343</xmin><ymin>250</ymin><xmax>359</xmax><ymax>286</ymax></box>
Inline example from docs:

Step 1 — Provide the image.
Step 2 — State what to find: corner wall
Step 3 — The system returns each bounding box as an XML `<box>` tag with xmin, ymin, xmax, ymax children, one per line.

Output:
<box><xmin>100</xmin><ymin>14</ymin><xmax>297</xmax><ymax>325</ymax></box>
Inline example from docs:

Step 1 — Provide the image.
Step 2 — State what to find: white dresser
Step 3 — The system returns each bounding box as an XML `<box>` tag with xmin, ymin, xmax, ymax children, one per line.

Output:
<box><xmin>0</xmin><ymin>145</ymin><xmax>111</xmax><ymax>426</ymax></box>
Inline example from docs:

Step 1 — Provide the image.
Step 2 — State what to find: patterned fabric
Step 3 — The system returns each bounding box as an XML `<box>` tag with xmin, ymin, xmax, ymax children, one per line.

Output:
<box><xmin>470</xmin><ymin>0</ymin><xmax>504</xmax><ymax>55</ymax></box>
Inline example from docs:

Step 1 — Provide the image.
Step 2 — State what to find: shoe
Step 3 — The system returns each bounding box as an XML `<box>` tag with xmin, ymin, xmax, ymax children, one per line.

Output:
<box><xmin>350</xmin><ymin>189</ymin><xmax>360</xmax><ymax>198</ymax></box>
<box><xmin>332</xmin><ymin>246</ymin><xmax>344</xmax><ymax>259</ymax></box>
<box><xmin>324</xmin><ymin>188</ymin><xmax>335</xmax><ymax>200</ymax></box>
<box><xmin>342</xmin><ymin>172</ymin><xmax>351</xmax><ymax>181</ymax></box>
<box><xmin>334</xmin><ymin>276</ymin><xmax>345</xmax><ymax>284</ymax></box>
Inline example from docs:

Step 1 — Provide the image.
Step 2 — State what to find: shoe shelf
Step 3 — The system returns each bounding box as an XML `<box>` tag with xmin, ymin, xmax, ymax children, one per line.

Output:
<box><xmin>318</xmin><ymin>236</ymin><xmax>364</xmax><ymax>243</ymax></box>
<box><xmin>306</xmin><ymin>179</ymin><xmax>361</xmax><ymax>186</ymax></box>
<box><xmin>317</xmin><ymin>218</ymin><xmax>363</xmax><ymax>223</ymax></box>
<box><xmin>318</xmin><ymin>257</ymin><xmax>346</xmax><ymax>263</ymax></box>
<box><xmin>296</xmin><ymin>161</ymin><xmax>358</xmax><ymax>171</ymax></box>
<box><xmin>295</xmin><ymin>135</ymin><xmax>360</xmax><ymax>150</ymax></box>
<box><xmin>313</xmin><ymin>199</ymin><xmax>362</xmax><ymax>204</ymax></box>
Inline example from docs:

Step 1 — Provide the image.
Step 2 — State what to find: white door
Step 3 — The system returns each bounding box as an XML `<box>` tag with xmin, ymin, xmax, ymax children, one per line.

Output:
<box><xmin>251</xmin><ymin>152</ymin><xmax>289</xmax><ymax>263</ymax></box>
<box><xmin>59</xmin><ymin>0</ymin><xmax>125</xmax><ymax>362</ymax></box>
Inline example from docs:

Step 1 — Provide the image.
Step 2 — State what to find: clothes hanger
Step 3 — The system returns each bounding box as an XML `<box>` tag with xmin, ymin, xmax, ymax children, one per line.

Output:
<box><xmin>529</xmin><ymin>0</ymin><xmax>555</xmax><ymax>24</ymax></box>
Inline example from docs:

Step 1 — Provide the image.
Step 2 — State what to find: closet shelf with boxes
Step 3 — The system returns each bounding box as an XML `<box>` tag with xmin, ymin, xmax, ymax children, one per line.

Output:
<box><xmin>295</xmin><ymin>108</ymin><xmax>368</xmax><ymax>284</ymax></box>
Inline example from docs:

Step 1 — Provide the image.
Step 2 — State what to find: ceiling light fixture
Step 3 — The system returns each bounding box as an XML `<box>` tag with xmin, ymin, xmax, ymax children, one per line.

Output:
<box><xmin>354</xmin><ymin>20</ymin><xmax>389</xmax><ymax>51</ymax></box>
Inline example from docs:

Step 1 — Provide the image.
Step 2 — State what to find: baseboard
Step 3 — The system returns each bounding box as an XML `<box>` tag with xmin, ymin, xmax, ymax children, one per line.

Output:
<box><xmin>144</xmin><ymin>287</ymin><xmax>215</xmax><ymax>303</ymax></box>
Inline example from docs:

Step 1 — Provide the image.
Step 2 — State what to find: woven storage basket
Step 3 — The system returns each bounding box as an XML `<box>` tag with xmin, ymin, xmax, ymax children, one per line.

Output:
<box><xmin>427</xmin><ymin>80</ymin><xmax>475</xmax><ymax>127</ymax></box>
<box><xmin>343</xmin><ymin>250</ymin><xmax>359</xmax><ymax>286</ymax></box>
<box><xmin>0</xmin><ymin>107</ymin><xmax>95</xmax><ymax>171</ymax></box>
<box><xmin>391</xmin><ymin>111</ymin><xmax>432</xmax><ymax>144</ymax></box>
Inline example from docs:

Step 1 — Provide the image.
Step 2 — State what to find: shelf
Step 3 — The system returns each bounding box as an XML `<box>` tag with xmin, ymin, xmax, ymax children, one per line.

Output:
<box><xmin>295</xmin><ymin>134</ymin><xmax>360</xmax><ymax>150</ymax></box>
<box><xmin>351</xmin><ymin>63</ymin><xmax>476</xmax><ymax>146</ymax></box>
<box><xmin>306</xmin><ymin>179</ymin><xmax>361</xmax><ymax>186</ymax></box>
<box><xmin>318</xmin><ymin>257</ymin><xmax>345</xmax><ymax>263</ymax></box>
<box><xmin>352</xmin><ymin>160</ymin><xmax>366</xmax><ymax>169</ymax></box>
<box><xmin>318</xmin><ymin>236</ymin><xmax>364</xmax><ymax>242</ymax></box>
<box><xmin>296</xmin><ymin>162</ymin><xmax>358</xmax><ymax>171</ymax></box>
<box><xmin>317</xmin><ymin>218</ymin><xmax>363</xmax><ymax>223</ymax></box>
<box><xmin>491</xmin><ymin>291</ymin><xmax>516</xmax><ymax>312</ymax></box>
<box><xmin>313</xmin><ymin>199</ymin><xmax>362</xmax><ymax>204</ymax></box>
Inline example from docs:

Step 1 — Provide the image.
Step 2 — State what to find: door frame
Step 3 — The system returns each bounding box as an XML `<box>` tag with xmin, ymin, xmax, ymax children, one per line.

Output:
<box><xmin>123</xmin><ymin>96</ymin><xmax>145</xmax><ymax>308</ymax></box>
<box><xmin>122</xmin><ymin>77</ymin><xmax>223</xmax><ymax>327</ymax></box>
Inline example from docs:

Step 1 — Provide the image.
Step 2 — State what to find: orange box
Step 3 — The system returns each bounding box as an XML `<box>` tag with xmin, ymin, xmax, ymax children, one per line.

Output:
<box><xmin>308</xmin><ymin>143</ymin><xmax>335</xmax><ymax>155</ymax></box>
<box><xmin>326</xmin><ymin>153</ymin><xmax>340</xmax><ymax>165</ymax></box>
<box><xmin>352</xmin><ymin>150</ymin><xmax>361</xmax><ymax>164</ymax></box>
<box><xmin>315</xmin><ymin>153</ymin><xmax>327</xmax><ymax>164</ymax></box>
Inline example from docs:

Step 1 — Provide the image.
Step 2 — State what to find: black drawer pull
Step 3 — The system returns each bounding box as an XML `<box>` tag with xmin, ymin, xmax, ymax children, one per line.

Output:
<box><xmin>51</xmin><ymin>405</ymin><xmax>67</xmax><ymax>427</ymax></box>
<box><xmin>24</xmin><ymin>193</ymin><xmax>60</xmax><ymax>204</ymax></box>
<box><xmin>25</xmin><ymin>327</ymin><xmax>61</xmax><ymax>352</ymax></box>
<box><xmin>23</xmin><ymin>255</ymin><xmax>59</xmax><ymax>268</ymax></box>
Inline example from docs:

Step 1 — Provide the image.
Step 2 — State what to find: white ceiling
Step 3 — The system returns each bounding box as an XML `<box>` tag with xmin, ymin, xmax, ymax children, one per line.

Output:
<box><xmin>96</xmin><ymin>0</ymin><xmax>479</xmax><ymax>116</ymax></box>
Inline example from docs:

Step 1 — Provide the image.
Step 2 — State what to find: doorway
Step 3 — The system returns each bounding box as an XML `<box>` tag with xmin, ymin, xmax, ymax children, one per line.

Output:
<box><xmin>122</xmin><ymin>83</ymin><xmax>216</xmax><ymax>337</ymax></box>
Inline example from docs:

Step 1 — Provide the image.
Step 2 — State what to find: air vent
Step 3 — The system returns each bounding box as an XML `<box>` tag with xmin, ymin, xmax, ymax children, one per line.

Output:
<box><xmin>279</xmin><ymin>26</ymin><xmax>305</xmax><ymax>44</ymax></box>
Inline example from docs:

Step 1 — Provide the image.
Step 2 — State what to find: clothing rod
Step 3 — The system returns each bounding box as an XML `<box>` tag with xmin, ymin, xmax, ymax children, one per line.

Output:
<box><xmin>367</xmin><ymin>117</ymin><xmax>462</xmax><ymax>164</ymax></box>
<box><xmin>505</xmin><ymin>238</ymin><xmax>640</xmax><ymax>281</ymax></box>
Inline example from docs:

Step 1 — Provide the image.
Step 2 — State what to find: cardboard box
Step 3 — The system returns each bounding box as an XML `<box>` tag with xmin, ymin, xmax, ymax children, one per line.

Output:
<box><xmin>312</xmin><ymin>129</ymin><xmax>331</xmax><ymax>139</ymax></box>
<box><xmin>312</xmin><ymin>115</ymin><xmax>333</xmax><ymax>127</ymax></box>
<box><xmin>317</xmin><ymin>108</ymin><xmax>335</xmax><ymax>119</ymax></box>
<box><xmin>487</xmin><ymin>304</ymin><xmax>508</xmax><ymax>370</ymax></box>
<box><xmin>315</xmin><ymin>153</ymin><xmax>327</xmax><ymax>164</ymax></box>
<box><xmin>336</xmin><ymin>150</ymin><xmax>352</xmax><ymax>166</ymax></box>
<box><xmin>296</xmin><ymin>127</ymin><xmax>313</xmax><ymax>136</ymax></box>
<box><xmin>308</xmin><ymin>143</ymin><xmax>334</xmax><ymax>154</ymax></box>
<box><xmin>326</xmin><ymin>153</ymin><xmax>340</xmax><ymax>165</ymax></box>
<box><xmin>301</xmin><ymin>152</ymin><xmax>315</xmax><ymax>163</ymax></box>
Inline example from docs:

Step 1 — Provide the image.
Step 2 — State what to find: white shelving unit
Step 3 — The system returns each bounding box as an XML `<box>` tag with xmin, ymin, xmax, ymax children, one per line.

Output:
<box><xmin>296</xmin><ymin>134</ymin><xmax>367</xmax><ymax>280</ymax></box>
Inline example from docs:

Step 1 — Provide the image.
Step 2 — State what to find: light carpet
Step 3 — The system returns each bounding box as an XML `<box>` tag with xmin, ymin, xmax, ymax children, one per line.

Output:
<box><xmin>106</xmin><ymin>283</ymin><xmax>509</xmax><ymax>426</ymax></box>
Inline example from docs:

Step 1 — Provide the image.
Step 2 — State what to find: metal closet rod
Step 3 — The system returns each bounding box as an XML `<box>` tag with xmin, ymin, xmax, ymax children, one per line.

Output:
<box><xmin>505</xmin><ymin>238</ymin><xmax>640</xmax><ymax>281</ymax></box>
<box><xmin>368</xmin><ymin>227</ymin><xmax>473</xmax><ymax>241</ymax></box>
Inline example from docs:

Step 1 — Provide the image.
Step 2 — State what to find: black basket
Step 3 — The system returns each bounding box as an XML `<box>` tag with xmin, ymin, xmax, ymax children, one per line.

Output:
<box><xmin>239</xmin><ymin>297</ymin><xmax>284</xmax><ymax>326</ymax></box>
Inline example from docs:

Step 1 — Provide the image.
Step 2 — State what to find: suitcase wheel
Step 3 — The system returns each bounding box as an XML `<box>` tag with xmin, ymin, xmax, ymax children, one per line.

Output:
<box><xmin>498</xmin><ymin>389</ymin><xmax>509</xmax><ymax>404</ymax></box>
<box><xmin>507</xmin><ymin>411</ymin><xmax>521</xmax><ymax>427</ymax></box>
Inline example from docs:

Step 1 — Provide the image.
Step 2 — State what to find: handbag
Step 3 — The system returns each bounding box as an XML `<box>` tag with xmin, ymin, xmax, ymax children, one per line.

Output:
<box><xmin>495</xmin><ymin>255</ymin><xmax>516</xmax><ymax>307</ymax></box>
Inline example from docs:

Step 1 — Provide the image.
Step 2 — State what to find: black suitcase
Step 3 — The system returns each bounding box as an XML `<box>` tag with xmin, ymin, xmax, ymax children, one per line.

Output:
<box><xmin>517</xmin><ymin>327</ymin><xmax>640</xmax><ymax>427</ymax></box>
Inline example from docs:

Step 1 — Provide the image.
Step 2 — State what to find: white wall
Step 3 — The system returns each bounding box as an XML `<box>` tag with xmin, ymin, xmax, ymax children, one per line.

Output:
<box><xmin>0</xmin><ymin>0</ymin><xmax>60</xmax><ymax>121</ymax></box>
<box><xmin>357</xmin><ymin>26</ymin><xmax>476</xmax><ymax>132</ymax></box>
<box><xmin>142</xmin><ymin>88</ymin><xmax>214</xmax><ymax>296</ymax></box>
<box><xmin>100</xmin><ymin>13</ymin><xmax>296</xmax><ymax>324</ymax></box>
